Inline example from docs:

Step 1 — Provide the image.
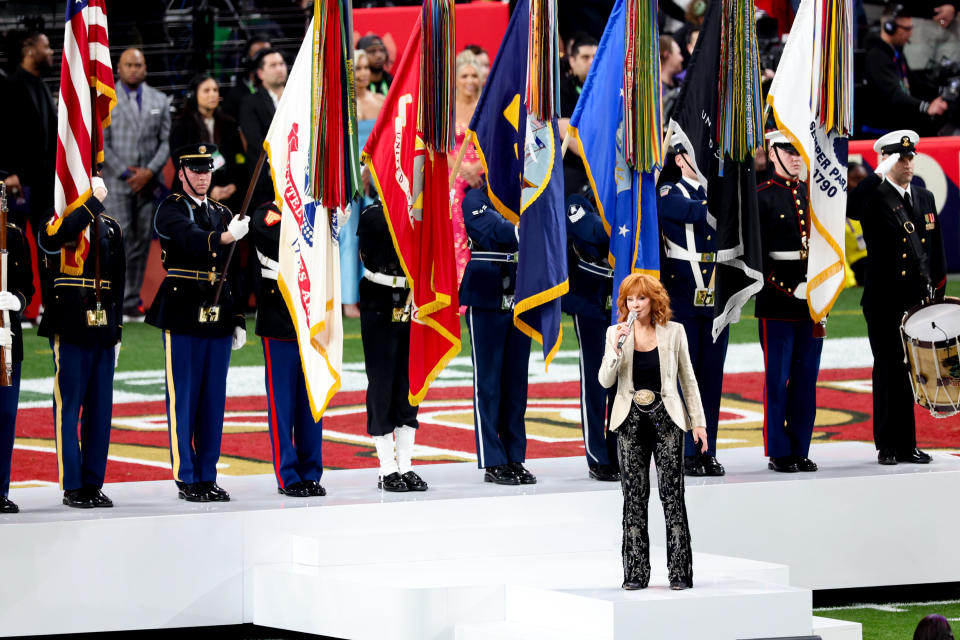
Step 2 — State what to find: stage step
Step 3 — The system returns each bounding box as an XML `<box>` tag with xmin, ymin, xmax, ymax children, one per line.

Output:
<box><xmin>813</xmin><ymin>615</ymin><xmax>863</xmax><ymax>640</ymax></box>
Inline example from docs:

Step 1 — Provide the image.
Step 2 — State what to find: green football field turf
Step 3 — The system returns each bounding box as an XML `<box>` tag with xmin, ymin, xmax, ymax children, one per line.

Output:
<box><xmin>817</xmin><ymin>599</ymin><xmax>960</xmax><ymax>640</ymax></box>
<box><xmin>17</xmin><ymin>279</ymin><xmax>960</xmax><ymax>380</ymax></box>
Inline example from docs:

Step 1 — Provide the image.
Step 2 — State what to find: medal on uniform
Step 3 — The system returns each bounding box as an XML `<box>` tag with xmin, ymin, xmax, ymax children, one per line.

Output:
<box><xmin>925</xmin><ymin>213</ymin><xmax>936</xmax><ymax>230</ymax></box>
<box><xmin>693</xmin><ymin>288</ymin><xmax>714</xmax><ymax>307</ymax></box>
<box><xmin>86</xmin><ymin>302</ymin><xmax>108</xmax><ymax>327</ymax></box>
<box><xmin>198</xmin><ymin>305</ymin><xmax>221</xmax><ymax>323</ymax></box>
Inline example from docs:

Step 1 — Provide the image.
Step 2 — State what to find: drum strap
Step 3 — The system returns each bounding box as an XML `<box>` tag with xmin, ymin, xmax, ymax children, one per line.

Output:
<box><xmin>880</xmin><ymin>185</ymin><xmax>930</xmax><ymax>289</ymax></box>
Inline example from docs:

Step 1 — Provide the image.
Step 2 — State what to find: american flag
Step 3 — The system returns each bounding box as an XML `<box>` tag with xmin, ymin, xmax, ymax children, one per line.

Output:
<box><xmin>52</xmin><ymin>0</ymin><xmax>116</xmax><ymax>276</ymax></box>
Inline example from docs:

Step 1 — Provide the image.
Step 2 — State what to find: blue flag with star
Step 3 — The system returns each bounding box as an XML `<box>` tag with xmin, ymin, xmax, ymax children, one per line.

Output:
<box><xmin>567</xmin><ymin>0</ymin><xmax>660</xmax><ymax>323</ymax></box>
<box><xmin>468</xmin><ymin>0</ymin><xmax>568</xmax><ymax>367</ymax></box>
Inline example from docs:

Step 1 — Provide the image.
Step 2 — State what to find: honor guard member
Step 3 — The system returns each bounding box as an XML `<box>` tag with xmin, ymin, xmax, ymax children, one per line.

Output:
<box><xmin>562</xmin><ymin>193</ymin><xmax>619</xmax><ymax>482</ymax></box>
<box><xmin>658</xmin><ymin>144</ymin><xmax>728</xmax><ymax>477</ymax></box>
<box><xmin>0</xmin><ymin>183</ymin><xmax>34</xmax><ymax>513</ymax></box>
<box><xmin>755</xmin><ymin>131</ymin><xmax>824</xmax><ymax>473</ymax></box>
<box><xmin>461</xmin><ymin>187</ymin><xmax>535</xmax><ymax>486</ymax></box>
<box><xmin>251</xmin><ymin>202</ymin><xmax>326</xmax><ymax>497</ymax></box>
<box><xmin>38</xmin><ymin>178</ymin><xmax>124</xmax><ymax>508</ymax></box>
<box><xmin>848</xmin><ymin>130</ymin><xmax>946</xmax><ymax>465</ymax></box>
<box><xmin>357</xmin><ymin>199</ymin><xmax>427</xmax><ymax>493</ymax></box>
<box><xmin>147</xmin><ymin>144</ymin><xmax>250</xmax><ymax>502</ymax></box>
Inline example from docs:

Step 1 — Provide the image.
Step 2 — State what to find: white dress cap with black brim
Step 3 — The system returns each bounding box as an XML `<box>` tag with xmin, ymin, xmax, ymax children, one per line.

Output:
<box><xmin>873</xmin><ymin>129</ymin><xmax>919</xmax><ymax>155</ymax></box>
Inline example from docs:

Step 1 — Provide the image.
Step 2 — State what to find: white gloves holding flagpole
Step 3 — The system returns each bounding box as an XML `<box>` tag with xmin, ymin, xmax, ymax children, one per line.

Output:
<box><xmin>0</xmin><ymin>292</ymin><xmax>21</xmax><ymax>312</ymax></box>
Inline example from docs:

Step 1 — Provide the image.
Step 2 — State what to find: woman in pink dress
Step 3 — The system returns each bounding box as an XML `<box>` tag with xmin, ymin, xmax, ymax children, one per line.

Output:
<box><xmin>449</xmin><ymin>51</ymin><xmax>484</xmax><ymax>287</ymax></box>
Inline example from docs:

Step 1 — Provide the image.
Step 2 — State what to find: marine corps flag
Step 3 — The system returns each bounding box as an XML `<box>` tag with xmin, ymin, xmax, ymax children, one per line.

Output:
<box><xmin>469</xmin><ymin>0</ymin><xmax>568</xmax><ymax>367</ymax></box>
<box><xmin>767</xmin><ymin>0</ymin><xmax>853</xmax><ymax>321</ymax></box>
<box><xmin>362</xmin><ymin>0</ymin><xmax>461</xmax><ymax>405</ymax></box>
<box><xmin>668</xmin><ymin>0</ymin><xmax>765</xmax><ymax>340</ymax></box>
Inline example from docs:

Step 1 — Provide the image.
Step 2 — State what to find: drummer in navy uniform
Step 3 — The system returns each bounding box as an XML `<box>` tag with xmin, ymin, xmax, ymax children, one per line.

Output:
<box><xmin>658</xmin><ymin>143</ymin><xmax>728</xmax><ymax>477</ymax></box>
<box><xmin>848</xmin><ymin>130</ymin><xmax>947</xmax><ymax>465</ymax></box>
<box><xmin>755</xmin><ymin>131</ymin><xmax>824</xmax><ymax>473</ymax></box>
<box><xmin>38</xmin><ymin>177</ymin><xmax>124</xmax><ymax>508</ymax></box>
<box><xmin>0</xmin><ymin>182</ymin><xmax>35</xmax><ymax>513</ymax></box>
<box><xmin>250</xmin><ymin>201</ymin><xmax>325</xmax><ymax>497</ymax></box>
<box><xmin>461</xmin><ymin>187</ymin><xmax>535</xmax><ymax>485</ymax></box>
<box><xmin>562</xmin><ymin>192</ymin><xmax>619</xmax><ymax>481</ymax></box>
<box><xmin>357</xmin><ymin>199</ymin><xmax>427</xmax><ymax>493</ymax></box>
<box><xmin>147</xmin><ymin>144</ymin><xmax>250</xmax><ymax>502</ymax></box>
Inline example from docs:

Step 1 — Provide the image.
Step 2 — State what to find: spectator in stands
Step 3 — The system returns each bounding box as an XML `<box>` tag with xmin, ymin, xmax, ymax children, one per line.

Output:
<box><xmin>902</xmin><ymin>2</ymin><xmax>960</xmax><ymax>71</ymax></box>
<box><xmin>357</xmin><ymin>35</ymin><xmax>392</xmax><ymax>96</ymax></box>
<box><xmin>222</xmin><ymin>35</ymin><xmax>271</xmax><ymax>121</ymax></box>
<box><xmin>914</xmin><ymin>614</ymin><xmax>955</xmax><ymax>640</ymax></box>
<box><xmin>674</xmin><ymin>0</ymin><xmax>706</xmax><ymax>68</ymax></box>
<box><xmin>464</xmin><ymin>44</ymin><xmax>490</xmax><ymax>86</ymax></box>
<box><xmin>660</xmin><ymin>35</ymin><xmax>684</xmax><ymax>121</ymax></box>
<box><xmin>102</xmin><ymin>47</ymin><xmax>171</xmax><ymax>320</ymax></box>
<box><xmin>559</xmin><ymin>33</ymin><xmax>598</xmax><ymax>197</ymax></box>
<box><xmin>449</xmin><ymin>50</ymin><xmax>484</xmax><ymax>287</ymax></box>
<box><xmin>861</xmin><ymin>3</ymin><xmax>949</xmax><ymax>136</ymax></box>
<box><xmin>239</xmin><ymin>48</ymin><xmax>288</xmax><ymax>208</ymax></box>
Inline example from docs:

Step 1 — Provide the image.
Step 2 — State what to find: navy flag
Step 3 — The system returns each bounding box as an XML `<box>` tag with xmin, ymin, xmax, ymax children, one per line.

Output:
<box><xmin>469</xmin><ymin>0</ymin><xmax>568</xmax><ymax>367</ymax></box>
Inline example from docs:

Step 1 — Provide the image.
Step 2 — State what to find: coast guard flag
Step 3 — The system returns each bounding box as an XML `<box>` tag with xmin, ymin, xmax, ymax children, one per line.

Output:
<box><xmin>567</xmin><ymin>0</ymin><xmax>661</xmax><ymax>324</ymax></box>
<box><xmin>767</xmin><ymin>0</ymin><xmax>851</xmax><ymax>321</ymax></box>
<box><xmin>264</xmin><ymin>21</ymin><xmax>344</xmax><ymax>419</ymax></box>
<box><xmin>469</xmin><ymin>0</ymin><xmax>568</xmax><ymax>367</ymax></box>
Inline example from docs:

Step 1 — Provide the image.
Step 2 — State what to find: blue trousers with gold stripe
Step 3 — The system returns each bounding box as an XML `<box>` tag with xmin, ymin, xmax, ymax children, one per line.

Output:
<box><xmin>51</xmin><ymin>338</ymin><xmax>114</xmax><ymax>491</ymax></box>
<box><xmin>162</xmin><ymin>331</ymin><xmax>232</xmax><ymax>484</ymax></box>
<box><xmin>0</xmin><ymin>362</ymin><xmax>21</xmax><ymax>497</ymax></box>
<box><xmin>262</xmin><ymin>337</ymin><xmax>323</xmax><ymax>489</ymax></box>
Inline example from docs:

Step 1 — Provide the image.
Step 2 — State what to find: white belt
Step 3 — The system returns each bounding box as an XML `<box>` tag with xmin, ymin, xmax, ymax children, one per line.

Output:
<box><xmin>768</xmin><ymin>250</ymin><xmax>805</xmax><ymax>261</ymax></box>
<box><xmin>363</xmin><ymin>268</ymin><xmax>408</xmax><ymax>288</ymax></box>
<box><xmin>577</xmin><ymin>259</ymin><xmax>614</xmax><ymax>278</ymax></box>
<box><xmin>663</xmin><ymin>240</ymin><xmax>716</xmax><ymax>263</ymax></box>
<box><xmin>257</xmin><ymin>250</ymin><xmax>279</xmax><ymax>280</ymax></box>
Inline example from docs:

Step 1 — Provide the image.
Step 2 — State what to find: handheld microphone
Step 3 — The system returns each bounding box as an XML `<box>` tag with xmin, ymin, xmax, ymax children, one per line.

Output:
<box><xmin>617</xmin><ymin>310</ymin><xmax>638</xmax><ymax>350</ymax></box>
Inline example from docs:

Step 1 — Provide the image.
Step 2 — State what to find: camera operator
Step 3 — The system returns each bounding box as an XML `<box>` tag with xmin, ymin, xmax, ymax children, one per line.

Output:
<box><xmin>861</xmin><ymin>3</ymin><xmax>949</xmax><ymax>136</ymax></box>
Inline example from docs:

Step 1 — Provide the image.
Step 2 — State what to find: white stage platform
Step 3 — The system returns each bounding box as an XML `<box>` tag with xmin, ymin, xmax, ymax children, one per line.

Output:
<box><xmin>1</xmin><ymin>441</ymin><xmax>956</xmax><ymax>638</ymax></box>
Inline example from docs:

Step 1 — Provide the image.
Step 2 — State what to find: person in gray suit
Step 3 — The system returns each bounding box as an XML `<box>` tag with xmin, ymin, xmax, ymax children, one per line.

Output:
<box><xmin>102</xmin><ymin>47</ymin><xmax>171</xmax><ymax>318</ymax></box>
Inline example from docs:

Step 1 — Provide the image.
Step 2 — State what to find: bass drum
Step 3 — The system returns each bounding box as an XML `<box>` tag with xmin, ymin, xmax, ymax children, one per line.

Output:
<box><xmin>900</xmin><ymin>297</ymin><xmax>960</xmax><ymax>417</ymax></box>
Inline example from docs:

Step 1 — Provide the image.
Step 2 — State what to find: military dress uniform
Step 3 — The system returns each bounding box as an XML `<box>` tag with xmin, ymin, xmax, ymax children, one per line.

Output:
<box><xmin>848</xmin><ymin>131</ymin><xmax>946</xmax><ymax>465</ymax></box>
<box><xmin>251</xmin><ymin>202</ymin><xmax>325</xmax><ymax>498</ymax></box>
<box><xmin>38</xmin><ymin>192</ymin><xmax>125</xmax><ymax>507</ymax></box>
<box><xmin>561</xmin><ymin>194</ymin><xmax>619</xmax><ymax>481</ymax></box>
<box><xmin>0</xmin><ymin>215</ymin><xmax>34</xmax><ymax>513</ymax></box>
<box><xmin>357</xmin><ymin>200</ymin><xmax>427</xmax><ymax>493</ymax></box>
<box><xmin>755</xmin><ymin>168</ymin><xmax>823</xmax><ymax>472</ymax></box>
<box><xmin>461</xmin><ymin>188</ymin><xmax>535</xmax><ymax>485</ymax></box>
<box><xmin>146</xmin><ymin>144</ymin><xmax>247</xmax><ymax>502</ymax></box>
<box><xmin>658</xmin><ymin>169</ymin><xmax>729</xmax><ymax>476</ymax></box>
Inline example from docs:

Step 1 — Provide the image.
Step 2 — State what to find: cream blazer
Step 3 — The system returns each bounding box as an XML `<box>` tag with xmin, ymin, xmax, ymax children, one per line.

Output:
<box><xmin>598</xmin><ymin>321</ymin><xmax>706</xmax><ymax>433</ymax></box>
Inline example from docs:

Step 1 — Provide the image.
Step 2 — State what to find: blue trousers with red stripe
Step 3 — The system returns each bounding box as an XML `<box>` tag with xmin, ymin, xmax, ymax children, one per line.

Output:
<box><xmin>758</xmin><ymin>319</ymin><xmax>823</xmax><ymax>459</ymax></box>
<box><xmin>162</xmin><ymin>331</ymin><xmax>232</xmax><ymax>484</ymax></box>
<box><xmin>262</xmin><ymin>337</ymin><xmax>323</xmax><ymax>488</ymax></box>
<box><xmin>0</xmin><ymin>362</ymin><xmax>21</xmax><ymax>497</ymax></box>
<box><xmin>50</xmin><ymin>338</ymin><xmax>114</xmax><ymax>491</ymax></box>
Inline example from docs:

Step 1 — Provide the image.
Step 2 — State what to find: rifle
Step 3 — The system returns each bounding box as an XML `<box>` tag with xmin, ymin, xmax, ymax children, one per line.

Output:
<box><xmin>0</xmin><ymin>184</ymin><xmax>12</xmax><ymax>386</ymax></box>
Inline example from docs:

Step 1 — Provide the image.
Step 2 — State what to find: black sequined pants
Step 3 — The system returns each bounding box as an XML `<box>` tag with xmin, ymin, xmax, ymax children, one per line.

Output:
<box><xmin>617</xmin><ymin>403</ymin><xmax>693</xmax><ymax>586</ymax></box>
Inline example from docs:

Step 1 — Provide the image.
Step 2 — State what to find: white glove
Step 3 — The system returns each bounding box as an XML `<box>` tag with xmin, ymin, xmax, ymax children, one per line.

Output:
<box><xmin>232</xmin><ymin>326</ymin><xmax>246</xmax><ymax>351</ymax></box>
<box><xmin>91</xmin><ymin>176</ymin><xmax>107</xmax><ymax>201</ymax></box>
<box><xmin>0</xmin><ymin>291</ymin><xmax>22</xmax><ymax>312</ymax></box>
<box><xmin>114</xmin><ymin>342</ymin><xmax>121</xmax><ymax>367</ymax></box>
<box><xmin>793</xmin><ymin>281</ymin><xmax>808</xmax><ymax>300</ymax></box>
<box><xmin>875</xmin><ymin>153</ymin><xmax>899</xmax><ymax>177</ymax></box>
<box><xmin>0</xmin><ymin>327</ymin><xmax>11</xmax><ymax>349</ymax></box>
<box><xmin>227</xmin><ymin>215</ymin><xmax>250</xmax><ymax>242</ymax></box>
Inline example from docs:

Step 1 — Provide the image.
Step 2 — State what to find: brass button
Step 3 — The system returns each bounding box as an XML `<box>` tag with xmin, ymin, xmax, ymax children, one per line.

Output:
<box><xmin>780</xmin><ymin>281</ymin><xmax>784</xmax><ymax>286</ymax></box>
<box><xmin>787</xmin><ymin>287</ymin><xmax>793</xmax><ymax>292</ymax></box>
<box><xmin>901</xmin><ymin>271</ymin><xmax>906</xmax><ymax>276</ymax></box>
<box><xmin>800</xmin><ymin>220</ymin><xmax>806</xmax><ymax>226</ymax></box>
<box><xmin>921</xmin><ymin>238</ymin><xmax>926</xmax><ymax>243</ymax></box>
<box><xmin>212</xmin><ymin>252</ymin><xmax>217</xmax><ymax>258</ymax></box>
<box><xmin>795</xmin><ymin>199</ymin><xmax>801</xmax><ymax>205</ymax></box>
<box><xmin>173</xmin><ymin>286</ymin><xmax>178</xmax><ymax>291</ymax></box>
<box><xmin>702</xmin><ymin>269</ymin><xmax>708</xmax><ymax>275</ymax></box>
<box><xmin>780</xmin><ymin>214</ymin><xmax>785</xmax><ymax>219</ymax></box>
<box><xmin>798</xmin><ymin>209</ymin><xmax>804</xmax><ymax>215</ymax></box>
<box><xmin>706</xmin><ymin>235</ymin><xmax>712</xmax><ymax>240</ymax></box>
<box><xmin>902</xmin><ymin>253</ymin><xmax>907</xmax><ymax>259</ymax></box>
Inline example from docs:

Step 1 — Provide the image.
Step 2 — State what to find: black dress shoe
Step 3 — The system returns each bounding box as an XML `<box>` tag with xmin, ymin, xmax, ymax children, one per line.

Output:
<box><xmin>483</xmin><ymin>464</ymin><xmax>520</xmax><ymax>485</ymax></box>
<box><xmin>622</xmin><ymin>580</ymin><xmax>646</xmax><ymax>590</ymax></box>
<box><xmin>589</xmin><ymin>464</ymin><xmax>621</xmax><ymax>481</ymax></box>
<box><xmin>401</xmin><ymin>470</ymin><xmax>428</xmax><ymax>491</ymax></box>
<box><xmin>699</xmin><ymin>455</ymin><xmax>725</xmax><ymax>476</ymax></box>
<box><xmin>795</xmin><ymin>457</ymin><xmax>818</xmax><ymax>472</ymax></box>
<box><xmin>202</xmin><ymin>482</ymin><xmax>231</xmax><ymax>502</ymax></box>
<box><xmin>768</xmin><ymin>457</ymin><xmax>798</xmax><ymax>473</ymax></box>
<box><xmin>86</xmin><ymin>488</ymin><xmax>114</xmax><ymax>507</ymax></box>
<box><xmin>683</xmin><ymin>456</ymin><xmax>704</xmax><ymax>476</ymax></box>
<box><xmin>670</xmin><ymin>579</ymin><xmax>691</xmax><ymax>590</ymax></box>
<box><xmin>179</xmin><ymin>483</ymin><xmax>211</xmax><ymax>502</ymax></box>
<box><xmin>0</xmin><ymin>496</ymin><xmax>18</xmax><ymax>513</ymax></box>
<box><xmin>378</xmin><ymin>472</ymin><xmax>409</xmax><ymax>492</ymax></box>
<box><xmin>896</xmin><ymin>448</ymin><xmax>933</xmax><ymax>464</ymax></box>
<box><xmin>63</xmin><ymin>489</ymin><xmax>96</xmax><ymax>508</ymax></box>
<box><xmin>508</xmin><ymin>462</ymin><xmax>537</xmax><ymax>484</ymax></box>
<box><xmin>878</xmin><ymin>449</ymin><xmax>897</xmax><ymax>465</ymax></box>
<box><xmin>277</xmin><ymin>482</ymin><xmax>311</xmax><ymax>497</ymax></box>
<box><xmin>306</xmin><ymin>480</ymin><xmax>327</xmax><ymax>496</ymax></box>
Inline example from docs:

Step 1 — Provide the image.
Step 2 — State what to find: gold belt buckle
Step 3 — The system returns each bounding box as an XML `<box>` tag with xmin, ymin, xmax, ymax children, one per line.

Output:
<box><xmin>800</xmin><ymin>248</ymin><xmax>809</xmax><ymax>259</ymax></box>
<box><xmin>700</xmin><ymin>253</ymin><xmax>715</xmax><ymax>263</ymax></box>
<box><xmin>391</xmin><ymin>307</ymin><xmax>405</xmax><ymax>322</ymax></box>
<box><xmin>694</xmin><ymin>288</ymin><xmax>714</xmax><ymax>307</ymax></box>
<box><xmin>85</xmin><ymin>307</ymin><xmax>108</xmax><ymax>327</ymax></box>
<box><xmin>208</xmin><ymin>271</ymin><xmax>217</xmax><ymax>284</ymax></box>
<box><xmin>198</xmin><ymin>305</ymin><xmax>221</xmax><ymax>323</ymax></box>
<box><xmin>904</xmin><ymin>221</ymin><xmax>915</xmax><ymax>234</ymax></box>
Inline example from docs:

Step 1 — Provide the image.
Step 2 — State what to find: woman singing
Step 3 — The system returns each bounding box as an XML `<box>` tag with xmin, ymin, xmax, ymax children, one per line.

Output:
<box><xmin>599</xmin><ymin>273</ymin><xmax>708</xmax><ymax>590</ymax></box>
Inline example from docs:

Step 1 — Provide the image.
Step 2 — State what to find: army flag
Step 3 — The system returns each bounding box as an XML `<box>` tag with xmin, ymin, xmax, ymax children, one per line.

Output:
<box><xmin>567</xmin><ymin>0</ymin><xmax>662</xmax><ymax>324</ymax></box>
<box><xmin>362</xmin><ymin>1</ymin><xmax>461</xmax><ymax>405</ymax></box>
<box><xmin>668</xmin><ymin>0</ymin><xmax>765</xmax><ymax>340</ymax></box>
<box><xmin>264</xmin><ymin>8</ymin><xmax>356</xmax><ymax>420</ymax></box>
<box><xmin>469</xmin><ymin>0</ymin><xmax>568</xmax><ymax>367</ymax></box>
<box><xmin>767</xmin><ymin>0</ymin><xmax>853</xmax><ymax>321</ymax></box>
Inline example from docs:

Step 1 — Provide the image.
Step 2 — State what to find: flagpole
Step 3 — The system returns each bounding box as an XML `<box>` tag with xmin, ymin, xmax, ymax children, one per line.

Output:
<box><xmin>448</xmin><ymin>139</ymin><xmax>470</xmax><ymax>190</ymax></box>
<box><xmin>560</xmin><ymin>134</ymin><xmax>570</xmax><ymax>159</ymax></box>
<box><xmin>654</xmin><ymin>127</ymin><xmax>673</xmax><ymax>182</ymax></box>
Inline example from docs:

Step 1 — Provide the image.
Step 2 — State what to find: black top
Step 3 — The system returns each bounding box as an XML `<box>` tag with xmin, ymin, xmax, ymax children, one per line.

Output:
<box><xmin>632</xmin><ymin>347</ymin><xmax>661</xmax><ymax>393</ymax></box>
<box><xmin>250</xmin><ymin>202</ymin><xmax>295</xmax><ymax>339</ymax></box>
<box><xmin>755</xmin><ymin>174</ymin><xmax>810</xmax><ymax>321</ymax></box>
<box><xmin>357</xmin><ymin>200</ymin><xmax>411</xmax><ymax>313</ymax></box>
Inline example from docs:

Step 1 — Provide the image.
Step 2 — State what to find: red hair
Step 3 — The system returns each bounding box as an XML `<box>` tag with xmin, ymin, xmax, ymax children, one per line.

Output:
<box><xmin>616</xmin><ymin>273</ymin><xmax>672</xmax><ymax>326</ymax></box>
